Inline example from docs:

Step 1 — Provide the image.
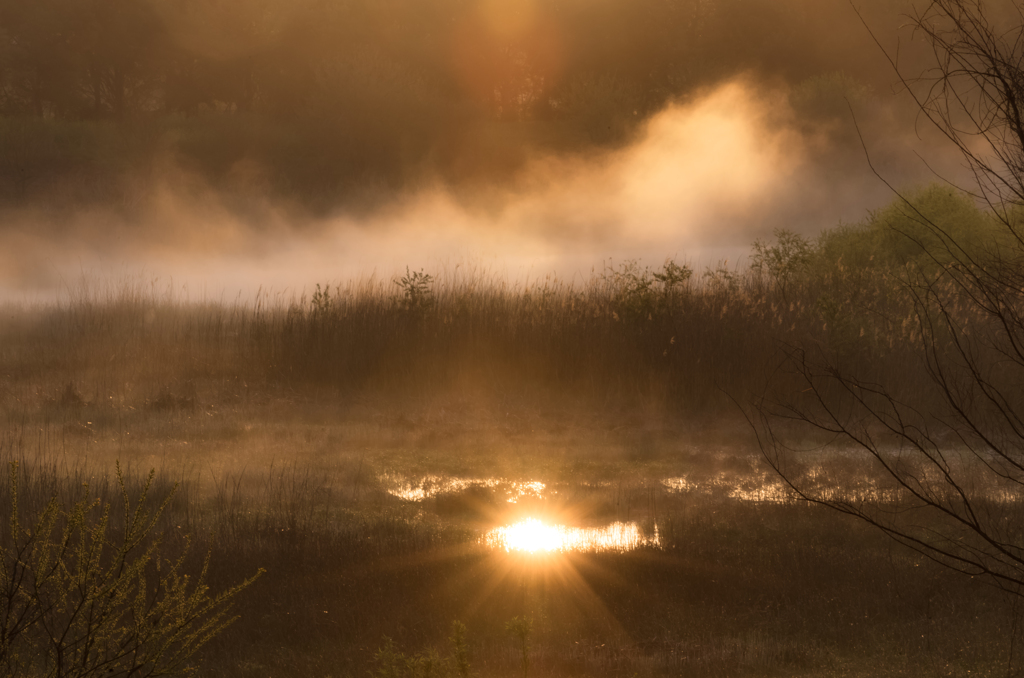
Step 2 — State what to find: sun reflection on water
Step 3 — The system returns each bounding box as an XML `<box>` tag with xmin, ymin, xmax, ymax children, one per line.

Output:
<box><xmin>380</xmin><ymin>474</ymin><xmax>547</xmax><ymax>503</ymax></box>
<box><xmin>484</xmin><ymin>518</ymin><xmax>659</xmax><ymax>553</ymax></box>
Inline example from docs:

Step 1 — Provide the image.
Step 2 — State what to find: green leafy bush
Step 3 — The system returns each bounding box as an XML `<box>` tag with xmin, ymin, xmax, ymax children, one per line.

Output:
<box><xmin>0</xmin><ymin>462</ymin><xmax>262</xmax><ymax>678</ymax></box>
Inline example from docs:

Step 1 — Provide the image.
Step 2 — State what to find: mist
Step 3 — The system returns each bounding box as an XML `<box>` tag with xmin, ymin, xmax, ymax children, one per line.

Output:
<box><xmin>0</xmin><ymin>0</ymin><xmax>979</xmax><ymax>299</ymax></box>
<box><xmin>0</xmin><ymin>78</ymin><xmax>963</xmax><ymax>301</ymax></box>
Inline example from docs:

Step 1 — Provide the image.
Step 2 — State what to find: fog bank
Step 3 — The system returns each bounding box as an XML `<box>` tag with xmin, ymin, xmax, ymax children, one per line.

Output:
<box><xmin>0</xmin><ymin>78</ymin><xmax>963</xmax><ymax>302</ymax></box>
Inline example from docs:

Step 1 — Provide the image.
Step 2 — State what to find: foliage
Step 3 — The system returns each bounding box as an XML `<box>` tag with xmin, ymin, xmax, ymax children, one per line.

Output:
<box><xmin>601</xmin><ymin>258</ymin><xmax>692</xmax><ymax>316</ymax></box>
<box><xmin>448</xmin><ymin>620</ymin><xmax>470</xmax><ymax>678</ymax></box>
<box><xmin>750</xmin><ymin>229</ymin><xmax>811</xmax><ymax>301</ymax></box>
<box><xmin>395</xmin><ymin>268</ymin><xmax>435</xmax><ymax>313</ymax></box>
<box><xmin>653</xmin><ymin>259</ymin><xmax>693</xmax><ymax>290</ymax></box>
<box><xmin>700</xmin><ymin>262</ymin><xmax>739</xmax><ymax>295</ymax></box>
<box><xmin>310</xmin><ymin>283</ymin><xmax>332</xmax><ymax>317</ymax></box>
<box><xmin>828</xmin><ymin>185</ymin><xmax>1000</xmax><ymax>272</ymax></box>
<box><xmin>371</xmin><ymin>621</ymin><xmax>471</xmax><ymax>678</ymax></box>
<box><xmin>504</xmin><ymin>616</ymin><xmax>532</xmax><ymax>678</ymax></box>
<box><xmin>0</xmin><ymin>462</ymin><xmax>262</xmax><ymax>677</ymax></box>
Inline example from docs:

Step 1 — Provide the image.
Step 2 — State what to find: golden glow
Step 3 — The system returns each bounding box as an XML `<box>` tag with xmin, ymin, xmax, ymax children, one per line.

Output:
<box><xmin>484</xmin><ymin>519</ymin><xmax>659</xmax><ymax>553</ymax></box>
<box><xmin>661</xmin><ymin>477</ymin><xmax>691</xmax><ymax>492</ymax></box>
<box><xmin>380</xmin><ymin>474</ymin><xmax>545</xmax><ymax>503</ymax></box>
<box><xmin>479</xmin><ymin>0</ymin><xmax>539</xmax><ymax>40</ymax></box>
<box><xmin>506</xmin><ymin>481</ymin><xmax>545</xmax><ymax>503</ymax></box>
<box><xmin>663</xmin><ymin>472</ymin><xmax>792</xmax><ymax>503</ymax></box>
<box><xmin>449</xmin><ymin>0</ymin><xmax>564</xmax><ymax>117</ymax></box>
<box><xmin>494</xmin><ymin>518</ymin><xmax>562</xmax><ymax>552</ymax></box>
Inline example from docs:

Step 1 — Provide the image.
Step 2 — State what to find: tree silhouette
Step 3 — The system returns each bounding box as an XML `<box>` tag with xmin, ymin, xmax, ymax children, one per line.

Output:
<box><xmin>753</xmin><ymin>0</ymin><xmax>1024</xmax><ymax>596</ymax></box>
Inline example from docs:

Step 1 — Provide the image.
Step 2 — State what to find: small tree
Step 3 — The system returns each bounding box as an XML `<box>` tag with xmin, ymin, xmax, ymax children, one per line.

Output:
<box><xmin>0</xmin><ymin>462</ymin><xmax>262</xmax><ymax>677</ymax></box>
<box><xmin>504</xmin><ymin>616</ymin><xmax>532</xmax><ymax>678</ymax></box>
<box><xmin>395</xmin><ymin>268</ymin><xmax>436</xmax><ymax>313</ymax></box>
<box><xmin>750</xmin><ymin>228</ymin><xmax>812</xmax><ymax>302</ymax></box>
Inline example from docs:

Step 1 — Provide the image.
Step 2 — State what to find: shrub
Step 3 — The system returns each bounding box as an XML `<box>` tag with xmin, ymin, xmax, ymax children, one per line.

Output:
<box><xmin>371</xmin><ymin>621</ymin><xmax>472</xmax><ymax>678</ymax></box>
<box><xmin>0</xmin><ymin>462</ymin><xmax>262</xmax><ymax>677</ymax></box>
<box><xmin>504</xmin><ymin>616</ymin><xmax>532</xmax><ymax>678</ymax></box>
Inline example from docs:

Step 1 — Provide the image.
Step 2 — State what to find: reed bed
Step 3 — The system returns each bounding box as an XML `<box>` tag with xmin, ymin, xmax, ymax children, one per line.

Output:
<box><xmin>0</xmin><ymin>243</ymin><xmax>930</xmax><ymax>430</ymax></box>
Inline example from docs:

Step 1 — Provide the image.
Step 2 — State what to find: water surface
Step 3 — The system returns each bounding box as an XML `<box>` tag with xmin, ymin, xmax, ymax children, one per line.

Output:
<box><xmin>483</xmin><ymin>518</ymin><xmax>659</xmax><ymax>553</ymax></box>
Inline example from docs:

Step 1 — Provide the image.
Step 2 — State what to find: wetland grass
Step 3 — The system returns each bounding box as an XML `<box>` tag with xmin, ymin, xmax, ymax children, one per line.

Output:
<box><xmin>0</xmin><ymin>421</ymin><xmax>1018</xmax><ymax>678</ymax></box>
<box><xmin>2</xmin><ymin>199</ymin><xmax>1020</xmax><ymax>675</ymax></box>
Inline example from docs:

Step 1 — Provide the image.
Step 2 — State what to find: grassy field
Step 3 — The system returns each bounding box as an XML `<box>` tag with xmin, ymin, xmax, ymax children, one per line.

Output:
<box><xmin>2</xmin><ymin>199</ymin><xmax>1021</xmax><ymax>675</ymax></box>
<box><xmin>0</xmin><ymin>407</ymin><xmax>1017</xmax><ymax>678</ymax></box>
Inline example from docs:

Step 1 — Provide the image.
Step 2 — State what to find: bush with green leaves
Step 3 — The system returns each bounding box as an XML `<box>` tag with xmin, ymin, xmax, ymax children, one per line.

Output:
<box><xmin>811</xmin><ymin>185</ymin><xmax>1004</xmax><ymax>276</ymax></box>
<box><xmin>0</xmin><ymin>462</ymin><xmax>262</xmax><ymax>678</ymax></box>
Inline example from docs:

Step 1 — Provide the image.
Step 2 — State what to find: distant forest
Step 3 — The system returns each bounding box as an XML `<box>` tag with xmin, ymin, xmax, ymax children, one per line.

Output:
<box><xmin>0</xmin><ymin>0</ymin><xmax>909</xmax><ymax>210</ymax></box>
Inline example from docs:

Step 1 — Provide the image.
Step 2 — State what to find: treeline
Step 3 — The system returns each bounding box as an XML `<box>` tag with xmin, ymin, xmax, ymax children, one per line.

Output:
<box><xmin>0</xmin><ymin>185</ymin><xmax>1006</xmax><ymax>421</ymax></box>
<box><xmin>0</xmin><ymin>0</ymin><xmax>903</xmax><ymax>121</ymax></box>
<box><xmin>0</xmin><ymin>0</ymin><xmax>907</xmax><ymax>210</ymax></box>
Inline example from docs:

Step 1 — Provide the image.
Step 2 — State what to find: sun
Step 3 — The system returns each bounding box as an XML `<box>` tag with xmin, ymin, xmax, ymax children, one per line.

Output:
<box><xmin>494</xmin><ymin>518</ymin><xmax>562</xmax><ymax>553</ymax></box>
<box><xmin>484</xmin><ymin>518</ymin><xmax>659</xmax><ymax>554</ymax></box>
